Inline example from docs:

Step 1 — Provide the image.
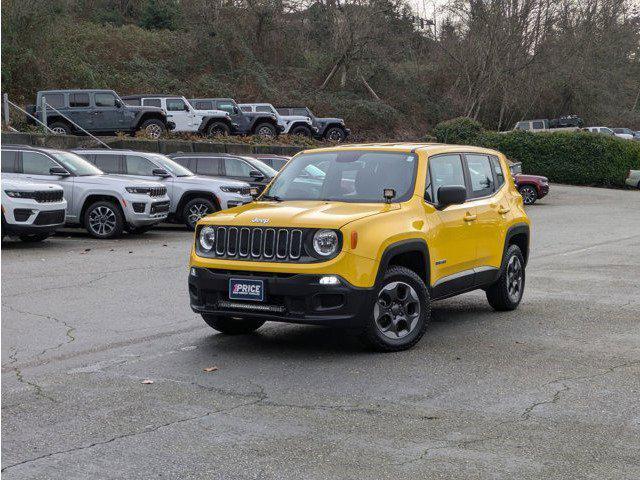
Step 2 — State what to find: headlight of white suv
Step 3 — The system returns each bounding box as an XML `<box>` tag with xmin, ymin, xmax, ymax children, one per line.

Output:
<box><xmin>199</xmin><ymin>226</ymin><xmax>216</xmax><ymax>251</ymax></box>
<box><xmin>220</xmin><ymin>186</ymin><xmax>248</xmax><ymax>194</ymax></box>
<box><xmin>312</xmin><ymin>229</ymin><xmax>339</xmax><ymax>257</ymax></box>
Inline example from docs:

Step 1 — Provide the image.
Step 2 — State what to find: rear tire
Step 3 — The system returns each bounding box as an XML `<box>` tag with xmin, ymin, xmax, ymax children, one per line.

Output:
<box><xmin>290</xmin><ymin>124</ymin><xmax>312</xmax><ymax>137</ymax></box>
<box><xmin>49</xmin><ymin>121</ymin><xmax>72</xmax><ymax>135</ymax></box>
<box><xmin>83</xmin><ymin>201</ymin><xmax>124</xmax><ymax>239</ymax></box>
<box><xmin>206</xmin><ymin>121</ymin><xmax>230</xmax><ymax>137</ymax></box>
<box><xmin>19</xmin><ymin>233</ymin><xmax>51</xmax><ymax>243</ymax></box>
<box><xmin>518</xmin><ymin>185</ymin><xmax>538</xmax><ymax>205</ymax></box>
<box><xmin>139</xmin><ymin>119</ymin><xmax>166</xmax><ymax>139</ymax></box>
<box><xmin>360</xmin><ymin>266</ymin><xmax>430</xmax><ymax>352</ymax></box>
<box><xmin>253</xmin><ymin>123</ymin><xmax>277</xmax><ymax>137</ymax></box>
<box><xmin>486</xmin><ymin>244</ymin><xmax>525</xmax><ymax>311</ymax></box>
<box><xmin>202</xmin><ymin>314</ymin><xmax>265</xmax><ymax>334</ymax></box>
<box><xmin>182</xmin><ymin>197</ymin><xmax>217</xmax><ymax>230</ymax></box>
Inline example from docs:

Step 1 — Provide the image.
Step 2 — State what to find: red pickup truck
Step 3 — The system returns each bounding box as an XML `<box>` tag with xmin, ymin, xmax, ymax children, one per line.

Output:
<box><xmin>509</xmin><ymin>161</ymin><xmax>549</xmax><ymax>205</ymax></box>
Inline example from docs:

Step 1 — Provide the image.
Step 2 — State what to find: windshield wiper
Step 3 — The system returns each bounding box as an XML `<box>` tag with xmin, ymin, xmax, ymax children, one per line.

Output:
<box><xmin>261</xmin><ymin>194</ymin><xmax>283</xmax><ymax>202</ymax></box>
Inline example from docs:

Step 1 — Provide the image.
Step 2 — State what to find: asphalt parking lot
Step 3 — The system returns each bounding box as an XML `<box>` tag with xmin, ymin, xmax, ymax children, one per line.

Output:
<box><xmin>2</xmin><ymin>184</ymin><xmax>639</xmax><ymax>479</ymax></box>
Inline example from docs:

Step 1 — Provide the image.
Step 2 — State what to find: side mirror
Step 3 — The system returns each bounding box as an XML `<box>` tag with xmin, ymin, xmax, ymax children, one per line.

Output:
<box><xmin>249</xmin><ymin>170</ymin><xmax>264</xmax><ymax>179</ymax></box>
<box><xmin>49</xmin><ymin>166</ymin><xmax>70</xmax><ymax>176</ymax></box>
<box><xmin>233</xmin><ymin>106</ymin><xmax>239</xmax><ymax>114</ymax></box>
<box><xmin>115</xmin><ymin>99</ymin><xmax>123</xmax><ymax>108</ymax></box>
<box><xmin>436</xmin><ymin>185</ymin><xmax>466</xmax><ymax>210</ymax></box>
<box><xmin>152</xmin><ymin>168</ymin><xmax>171</xmax><ymax>177</ymax></box>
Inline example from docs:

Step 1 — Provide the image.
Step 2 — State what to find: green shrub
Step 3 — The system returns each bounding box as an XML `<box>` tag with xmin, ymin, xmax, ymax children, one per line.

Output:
<box><xmin>432</xmin><ymin>119</ymin><xmax>640</xmax><ymax>187</ymax></box>
<box><xmin>139</xmin><ymin>0</ymin><xmax>181</xmax><ymax>31</ymax></box>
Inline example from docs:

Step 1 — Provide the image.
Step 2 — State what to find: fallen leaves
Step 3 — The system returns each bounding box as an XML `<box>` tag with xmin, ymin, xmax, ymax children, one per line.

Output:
<box><xmin>203</xmin><ymin>366</ymin><xmax>219</xmax><ymax>373</ymax></box>
<box><xmin>141</xmin><ymin>379</ymin><xmax>154</xmax><ymax>385</ymax></box>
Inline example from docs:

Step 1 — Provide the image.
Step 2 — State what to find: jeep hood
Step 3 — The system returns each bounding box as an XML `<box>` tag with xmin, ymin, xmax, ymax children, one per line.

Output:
<box><xmin>317</xmin><ymin>117</ymin><xmax>344</xmax><ymax>124</ymax></box>
<box><xmin>205</xmin><ymin>201</ymin><xmax>400</xmax><ymax>228</ymax></box>
<box><xmin>125</xmin><ymin>105</ymin><xmax>165</xmax><ymax>115</ymax></box>
<box><xmin>193</xmin><ymin>109</ymin><xmax>229</xmax><ymax>118</ymax></box>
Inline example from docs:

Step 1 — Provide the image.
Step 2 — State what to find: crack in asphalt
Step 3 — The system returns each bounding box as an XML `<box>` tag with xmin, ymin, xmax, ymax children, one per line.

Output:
<box><xmin>520</xmin><ymin>359</ymin><xmax>640</xmax><ymax>419</ymax></box>
<box><xmin>391</xmin><ymin>435</ymin><xmax>501</xmax><ymax>467</ymax></box>
<box><xmin>1</xmin><ymin>273</ymin><xmax>109</xmax><ymax>299</ymax></box>
<box><xmin>0</xmin><ymin>395</ymin><xmax>265</xmax><ymax>473</ymax></box>
<box><xmin>4</xmin><ymin>347</ymin><xmax>57</xmax><ymax>404</ymax></box>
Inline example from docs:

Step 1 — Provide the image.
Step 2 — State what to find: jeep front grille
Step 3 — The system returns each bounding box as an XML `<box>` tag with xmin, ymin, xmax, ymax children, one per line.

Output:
<box><xmin>34</xmin><ymin>190</ymin><xmax>64</xmax><ymax>203</ymax></box>
<box><xmin>201</xmin><ymin>226</ymin><xmax>307</xmax><ymax>262</ymax></box>
<box><xmin>149</xmin><ymin>187</ymin><xmax>167</xmax><ymax>197</ymax></box>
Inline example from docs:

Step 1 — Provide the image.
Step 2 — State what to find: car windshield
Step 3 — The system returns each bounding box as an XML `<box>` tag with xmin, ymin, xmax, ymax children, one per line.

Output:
<box><xmin>244</xmin><ymin>157</ymin><xmax>277</xmax><ymax>177</ymax></box>
<box><xmin>50</xmin><ymin>151</ymin><xmax>103</xmax><ymax>176</ymax></box>
<box><xmin>263</xmin><ymin>150</ymin><xmax>417</xmax><ymax>203</ymax></box>
<box><xmin>148</xmin><ymin>154</ymin><xmax>194</xmax><ymax>177</ymax></box>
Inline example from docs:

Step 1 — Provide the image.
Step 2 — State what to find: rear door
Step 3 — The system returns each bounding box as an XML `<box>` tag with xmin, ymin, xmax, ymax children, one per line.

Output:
<box><xmin>67</xmin><ymin>92</ymin><xmax>93</xmax><ymax>130</ymax></box>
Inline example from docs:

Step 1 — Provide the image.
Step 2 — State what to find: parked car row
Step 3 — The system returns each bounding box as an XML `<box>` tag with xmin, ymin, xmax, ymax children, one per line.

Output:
<box><xmin>513</xmin><ymin>117</ymin><xmax>640</xmax><ymax>140</ymax></box>
<box><xmin>584</xmin><ymin>126</ymin><xmax>640</xmax><ymax>140</ymax></box>
<box><xmin>0</xmin><ymin>145</ymin><xmax>292</xmax><ymax>241</ymax></box>
<box><xmin>26</xmin><ymin>89</ymin><xmax>351</xmax><ymax>141</ymax></box>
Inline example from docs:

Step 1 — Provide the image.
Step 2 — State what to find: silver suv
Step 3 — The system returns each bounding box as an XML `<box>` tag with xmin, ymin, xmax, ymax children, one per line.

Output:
<box><xmin>73</xmin><ymin>149</ymin><xmax>252</xmax><ymax>229</ymax></box>
<box><xmin>1</xmin><ymin>146</ymin><xmax>170</xmax><ymax>238</ymax></box>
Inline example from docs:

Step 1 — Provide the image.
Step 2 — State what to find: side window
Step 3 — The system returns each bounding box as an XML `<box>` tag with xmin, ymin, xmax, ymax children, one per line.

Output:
<box><xmin>490</xmin><ymin>156</ymin><xmax>505</xmax><ymax>188</ymax></box>
<box><xmin>224</xmin><ymin>158</ymin><xmax>253</xmax><ymax>177</ymax></box>
<box><xmin>142</xmin><ymin>98</ymin><xmax>162</xmax><ymax>108</ymax></box>
<box><xmin>193</xmin><ymin>100</ymin><xmax>213</xmax><ymax>110</ymax></box>
<box><xmin>465</xmin><ymin>154</ymin><xmax>495</xmax><ymax>198</ymax></box>
<box><xmin>292</xmin><ymin>108</ymin><xmax>308</xmax><ymax>116</ymax></box>
<box><xmin>166</xmin><ymin>98</ymin><xmax>187</xmax><ymax>111</ymax></box>
<box><xmin>424</xmin><ymin>169</ymin><xmax>432</xmax><ymax>202</ymax></box>
<box><xmin>94</xmin><ymin>93</ymin><xmax>117</xmax><ymax>108</ymax></box>
<box><xmin>256</xmin><ymin>106</ymin><xmax>272</xmax><ymax>113</ymax></box>
<box><xmin>125</xmin><ymin>155</ymin><xmax>157</xmax><ymax>176</ymax></box>
<box><xmin>93</xmin><ymin>154</ymin><xmax>121</xmax><ymax>173</ymax></box>
<box><xmin>22</xmin><ymin>151</ymin><xmax>58</xmax><ymax>175</ymax></box>
<box><xmin>532</xmin><ymin>121</ymin><xmax>544</xmax><ymax>130</ymax></box>
<box><xmin>1</xmin><ymin>150</ymin><xmax>18</xmax><ymax>173</ymax></box>
<box><xmin>215</xmin><ymin>102</ymin><xmax>236</xmax><ymax>114</ymax></box>
<box><xmin>124</xmin><ymin>98</ymin><xmax>141</xmax><ymax>106</ymax></box>
<box><xmin>42</xmin><ymin>93</ymin><xmax>64</xmax><ymax>108</ymax></box>
<box><xmin>196</xmin><ymin>157</ymin><xmax>222</xmax><ymax>176</ymax></box>
<box><xmin>428</xmin><ymin>154</ymin><xmax>465</xmax><ymax>204</ymax></box>
<box><xmin>240</xmin><ymin>106</ymin><xmax>252</xmax><ymax>112</ymax></box>
<box><xmin>69</xmin><ymin>93</ymin><xmax>90</xmax><ymax>108</ymax></box>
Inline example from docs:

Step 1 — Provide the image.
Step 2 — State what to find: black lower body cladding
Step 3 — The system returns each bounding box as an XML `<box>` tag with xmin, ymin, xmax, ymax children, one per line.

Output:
<box><xmin>189</xmin><ymin>268</ymin><xmax>372</xmax><ymax>327</ymax></box>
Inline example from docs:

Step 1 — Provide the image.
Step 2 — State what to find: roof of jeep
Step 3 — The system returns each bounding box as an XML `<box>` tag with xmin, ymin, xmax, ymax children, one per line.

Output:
<box><xmin>38</xmin><ymin>89</ymin><xmax>115</xmax><ymax>94</ymax></box>
<box><xmin>299</xmin><ymin>143</ymin><xmax>501</xmax><ymax>156</ymax></box>
<box><xmin>121</xmin><ymin>94</ymin><xmax>186</xmax><ymax>99</ymax></box>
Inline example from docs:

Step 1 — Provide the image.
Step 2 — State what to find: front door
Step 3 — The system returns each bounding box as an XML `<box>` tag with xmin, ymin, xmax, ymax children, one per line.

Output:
<box><xmin>424</xmin><ymin>153</ymin><xmax>478</xmax><ymax>289</ymax></box>
<box><xmin>165</xmin><ymin>98</ymin><xmax>195</xmax><ymax>132</ymax></box>
<box><xmin>222</xmin><ymin>157</ymin><xmax>260</xmax><ymax>186</ymax></box>
<box><xmin>93</xmin><ymin>92</ymin><xmax>125</xmax><ymax>132</ymax></box>
<box><xmin>19</xmin><ymin>150</ymin><xmax>75</xmax><ymax>219</ymax></box>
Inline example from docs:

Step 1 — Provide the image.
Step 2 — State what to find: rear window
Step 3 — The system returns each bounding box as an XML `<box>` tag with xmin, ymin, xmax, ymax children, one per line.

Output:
<box><xmin>1</xmin><ymin>150</ymin><xmax>18</xmax><ymax>172</ymax></box>
<box><xmin>142</xmin><ymin>98</ymin><xmax>161</xmax><ymax>108</ymax></box>
<box><xmin>93</xmin><ymin>154</ymin><xmax>121</xmax><ymax>173</ymax></box>
<box><xmin>196</xmin><ymin>157</ymin><xmax>223</xmax><ymax>176</ymax></box>
<box><xmin>95</xmin><ymin>93</ymin><xmax>117</xmax><ymax>107</ymax></box>
<box><xmin>42</xmin><ymin>93</ymin><xmax>64</xmax><ymax>108</ymax></box>
<box><xmin>192</xmin><ymin>100</ymin><xmax>213</xmax><ymax>110</ymax></box>
<box><xmin>124</xmin><ymin>98</ymin><xmax>141</xmax><ymax>106</ymax></box>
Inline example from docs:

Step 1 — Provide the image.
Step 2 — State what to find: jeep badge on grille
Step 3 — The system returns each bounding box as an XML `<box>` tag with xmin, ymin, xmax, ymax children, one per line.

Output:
<box><xmin>251</xmin><ymin>217</ymin><xmax>270</xmax><ymax>224</ymax></box>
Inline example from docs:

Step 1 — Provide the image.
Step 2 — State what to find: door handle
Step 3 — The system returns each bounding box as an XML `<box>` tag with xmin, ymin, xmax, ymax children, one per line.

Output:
<box><xmin>463</xmin><ymin>212</ymin><xmax>477</xmax><ymax>222</ymax></box>
<box><xmin>498</xmin><ymin>206</ymin><xmax>511</xmax><ymax>214</ymax></box>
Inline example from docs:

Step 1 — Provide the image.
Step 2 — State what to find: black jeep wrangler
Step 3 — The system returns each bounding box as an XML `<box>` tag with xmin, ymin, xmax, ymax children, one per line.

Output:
<box><xmin>277</xmin><ymin>106</ymin><xmax>350</xmax><ymax>141</ymax></box>
<box><xmin>189</xmin><ymin>98</ymin><xmax>283</xmax><ymax>137</ymax></box>
<box><xmin>27</xmin><ymin>89</ymin><xmax>174</xmax><ymax>138</ymax></box>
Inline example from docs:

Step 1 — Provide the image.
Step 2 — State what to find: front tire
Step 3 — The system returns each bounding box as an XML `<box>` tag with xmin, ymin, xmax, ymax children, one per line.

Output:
<box><xmin>206</xmin><ymin>121</ymin><xmax>230</xmax><ymax>137</ymax></box>
<box><xmin>518</xmin><ymin>185</ymin><xmax>538</xmax><ymax>205</ymax></box>
<box><xmin>139</xmin><ymin>119</ymin><xmax>166</xmax><ymax>139</ymax></box>
<box><xmin>253</xmin><ymin>123</ymin><xmax>277</xmax><ymax>137</ymax></box>
<box><xmin>202</xmin><ymin>314</ymin><xmax>265</xmax><ymax>334</ymax></box>
<box><xmin>182</xmin><ymin>197</ymin><xmax>217</xmax><ymax>230</ymax></box>
<box><xmin>360</xmin><ymin>266</ymin><xmax>430</xmax><ymax>352</ymax></box>
<box><xmin>84</xmin><ymin>201</ymin><xmax>124</xmax><ymax>239</ymax></box>
<box><xmin>324</xmin><ymin>126</ymin><xmax>346</xmax><ymax>142</ymax></box>
<box><xmin>49</xmin><ymin>121</ymin><xmax>72</xmax><ymax>135</ymax></box>
<box><xmin>290</xmin><ymin>124</ymin><xmax>312</xmax><ymax>137</ymax></box>
<box><xmin>486</xmin><ymin>244</ymin><xmax>525</xmax><ymax>311</ymax></box>
<box><xmin>19</xmin><ymin>233</ymin><xmax>51</xmax><ymax>243</ymax></box>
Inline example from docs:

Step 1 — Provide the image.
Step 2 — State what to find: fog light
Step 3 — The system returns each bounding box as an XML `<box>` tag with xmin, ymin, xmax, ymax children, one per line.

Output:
<box><xmin>190</xmin><ymin>267</ymin><xmax>198</xmax><ymax>277</ymax></box>
<box><xmin>319</xmin><ymin>275</ymin><xmax>339</xmax><ymax>285</ymax></box>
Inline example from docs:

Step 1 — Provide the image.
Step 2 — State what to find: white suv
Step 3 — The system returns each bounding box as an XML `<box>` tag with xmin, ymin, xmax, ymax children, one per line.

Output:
<box><xmin>238</xmin><ymin>103</ymin><xmax>317</xmax><ymax>137</ymax></box>
<box><xmin>122</xmin><ymin>95</ymin><xmax>239</xmax><ymax>136</ymax></box>
<box><xmin>1</xmin><ymin>177</ymin><xmax>67</xmax><ymax>242</ymax></box>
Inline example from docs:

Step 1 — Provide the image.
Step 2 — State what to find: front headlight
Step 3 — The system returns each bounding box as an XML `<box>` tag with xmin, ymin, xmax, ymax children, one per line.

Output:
<box><xmin>199</xmin><ymin>226</ymin><xmax>216</xmax><ymax>251</ymax></box>
<box><xmin>125</xmin><ymin>187</ymin><xmax>151</xmax><ymax>195</ymax></box>
<box><xmin>312</xmin><ymin>229</ymin><xmax>339</xmax><ymax>257</ymax></box>
<box><xmin>4</xmin><ymin>190</ymin><xmax>32</xmax><ymax>198</ymax></box>
<box><xmin>220</xmin><ymin>186</ymin><xmax>246</xmax><ymax>194</ymax></box>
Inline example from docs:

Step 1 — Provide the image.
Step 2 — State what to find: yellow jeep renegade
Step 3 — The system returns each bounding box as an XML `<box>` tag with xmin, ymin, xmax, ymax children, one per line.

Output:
<box><xmin>188</xmin><ymin>143</ymin><xmax>530</xmax><ymax>351</ymax></box>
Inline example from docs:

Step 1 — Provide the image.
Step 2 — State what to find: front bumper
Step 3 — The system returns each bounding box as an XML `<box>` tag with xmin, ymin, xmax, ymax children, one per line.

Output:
<box><xmin>188</xmin><ymin>268</ymin><xmax>372</xmax><ymax>327</ymax></box>
<box><xmin>167</xmin><ymin>121</ymin><xmax>176</xmax><ymax>131</ymax></box>
<box><xmin>124</xmin><ymin>198</ymin><xmax>170</xmax><ymax>226</ymax></box>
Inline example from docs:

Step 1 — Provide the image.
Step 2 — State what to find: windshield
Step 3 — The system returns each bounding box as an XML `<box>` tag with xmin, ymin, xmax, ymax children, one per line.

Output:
<box><xmin>148</xmin><ymin>154</ymin><xmax>194</xmax><ymax>177</ymax></box>
<box><xmin>263</xmin><ymin>150</ymin><xmax>417</xmax><ymax>203</ymax></box>
<box><xmin>244</xmin><ymin>157</ymin><xmax>277</xmax><ymax>177</ymax></box>
<box><xmin>50</xmin><ymin>151</ymin><xmax>103</xmax><ymax>176</ymax></box>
